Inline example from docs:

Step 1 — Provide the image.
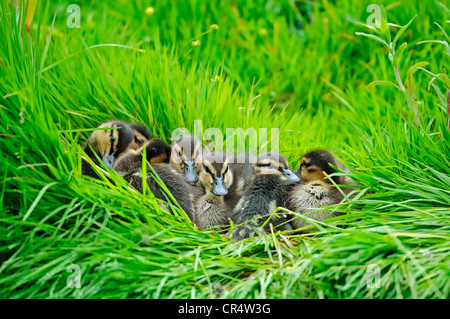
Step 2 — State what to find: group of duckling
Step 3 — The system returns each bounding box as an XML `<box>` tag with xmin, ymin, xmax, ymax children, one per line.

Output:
<box><xmin>82</xmin><ymin>120</ymin><xmax>357</xmax><ymax>240</ymax></box>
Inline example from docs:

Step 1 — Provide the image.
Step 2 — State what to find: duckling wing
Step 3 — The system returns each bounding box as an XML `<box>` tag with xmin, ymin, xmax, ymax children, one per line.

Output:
<box><xmin>226</xmin><ymin>161</ymin><xmax>255</xmax><ymax>206</ymax></box>
<box><xmin>231</xmin><ymin>175</ymin><xmax>292</xmax><ymax>240</ymax></box>
<box><xmin>195</xmin><ymin>195</ymin><xmax>229</xmax><ymax>232</ymax></box>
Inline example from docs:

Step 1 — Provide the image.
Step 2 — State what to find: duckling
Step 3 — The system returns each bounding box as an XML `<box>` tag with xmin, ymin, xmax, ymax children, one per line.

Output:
<box><xmin>230</xmin><ymin>152</ymin><xmax>300</xmax><ymax>241</ymax></box>
<box><xmin>293</xmin><ymin>149</ymin><xmax>357</xmax><ymax>185</ymax></box>
<box><xmin>113</xmin><ymin>138</ymin><xmax>200</xmax><ymax>222</ymax></box>
<box><xmin>128</xmin><ymin>122</ymin><xmax>153</xmax><ymax>151</ymax></box>
<box><xmin>81</xmin><ymin>120</ymin><xmax>135</xmax><ymax>178</ymax></box>
<box><xmin>169</xmin><ymin>135</ymin><xmax>203</xmax><ymax>184</ymax></box>
<box><xmin>288</xmin><ymin>150</ymin><xmax>355</xmax><ymax>233</ymax></box>
<box><xmin>195</xmin><ymin>152</ymin><xmax>233</xmax><ymax>232</ymax></box>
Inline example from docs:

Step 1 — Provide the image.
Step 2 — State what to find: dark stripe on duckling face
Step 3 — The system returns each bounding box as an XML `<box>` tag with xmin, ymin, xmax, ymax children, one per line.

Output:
<box><xmin>85</xmin><ymin>121</ymin><xmax>135</xmax><ymax>170</ymax></box>
<box><xmin>133</xmin><ymin>133</ymin><xmax>145</xmax><ymax>147</ymax></box>
<box><xmin>102</xmin><ymin>126</ymin><xmax>121</xmax><ymax>168</ymax></box>
<box><xmin>101</xmin><ymin>121</ymin><xmax>133</xmax><ymax>168</ymax></box>
<box><xmin>129</xmin><ymin>125</ymin><xmax>151</xmax><ymax>151</ymax></box>
<box><xmin>128</xmin><ymin>123</ymin><xmax>152</xmax><ymax>141</ymax></box>
<box><xmin>109</xmin><ymin>129</ymin><xmax>116</xmax><ymax>156</ymax></box>
<box><xmin>255</xmin><ymin>153</ymin><xmax>300</xmax><ymax>181</ymax></box>
<box><xmin>102</xmin><ymin>130</ymin><xmax>117</xmax><ymax>168</ymax></box>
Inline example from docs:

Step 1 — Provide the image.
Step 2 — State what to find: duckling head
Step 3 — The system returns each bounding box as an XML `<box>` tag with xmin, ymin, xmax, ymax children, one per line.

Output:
<box><xmin>299</xmin><ymin>150</ymin><xmax>340</xmax><ymax>184</ymax></box>
<box><xmin>170</xmin><ymin>135</ymin><xmax>203</xmax><ymax>183</ymax></box>
<box><xmin>128</xmin><ymin>122</ymin><xmax>153</xmax><ymax>151</ymax></box>
<box><xmin>112</xmin><ymin>138</ymin><xmax>171</xmax><ymax>176</ymax></box>
<box><xmin>199</xmin><ymin>152</ymin><xmax>233</xmax><ymax>196</ymax></box>
<box><xmin>143</xmin><ymin>138</ymin><xmax>171</xmax><ymax>164</ymax></box>
<box><xmin>86</xmin><ymin>120</ymin><xmax>134</xmax><ymax>169</ymax></box>
<box><xmin>255</xmin><ymin>152</ymin><xmax>300</xmax><ymax>181</ymax></box>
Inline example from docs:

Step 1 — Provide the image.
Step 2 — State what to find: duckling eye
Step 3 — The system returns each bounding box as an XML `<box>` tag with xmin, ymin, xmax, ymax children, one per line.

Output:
<box><xmin>138</xmin><ymin>139</ymin><xmax>144</xmax><ymax>144</ymax></box>
<box><xmin>110</xmin><ymin>136</ymin><xmax>116</xmax><ymax>144</ymax></box>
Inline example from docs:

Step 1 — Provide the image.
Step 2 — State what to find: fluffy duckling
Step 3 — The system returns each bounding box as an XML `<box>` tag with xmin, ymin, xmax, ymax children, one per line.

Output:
<box><xmin>195</xmin><ymin>152</ymin><xmax>233</xmax><ymax>232</ymax></box>
<box><xmin>113</xmin><ymin>138</ymin><xmax>200</xmax><ymax>222</ymax></box>
<box><xmin>231</xmin><ymin>152</ymin><xmax>300</xmax><ymax>241</ymax></box>
<box><xmin>169</xmin><ymin>135</ymin><xmax>203</xmax><ymax>184</ymax></box>
<box><xmin>293</xmin><ymin>149</ymin><xmax>357</xmax><ymax>185</ymax></box>
<box><xmin>81</xmin><ymin>120</ymin><xmax>135</xmax><ymax>178</ymax></box>
<box><xmin>128</xmin><ymin>122</ymin><xmax>153</xmax><ymax>151</ymax></box>
<box><xmin>288</xmin><ymin>150</ymin><xmax>355</xmax><ymax>233</ymax></box>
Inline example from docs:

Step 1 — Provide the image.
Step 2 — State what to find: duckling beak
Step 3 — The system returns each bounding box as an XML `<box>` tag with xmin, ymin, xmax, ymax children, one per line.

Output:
<box><xmin>212</xmin><ymin>176</ymin><xmax>228</xmax><ymax>196</ymax></box>
<box><xmin>283</xmin><ymin>168</ymin><xmax>300</xmax><ymax>182</ymax></box>
<box><xmin>102</xmin><ymin>154</ymin><xmax>115</xmax><ymax>169</ymax></box>
<box><xmin>184</xmin><ymin>161</ymin><xmax>198</xmax><ymax>183</ymax></box>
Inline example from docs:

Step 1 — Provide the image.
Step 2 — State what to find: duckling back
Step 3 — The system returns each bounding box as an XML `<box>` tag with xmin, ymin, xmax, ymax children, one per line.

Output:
<box><xmin>195</xmin><ymin>193</ymin><xmax>230</xmax><ymax>233</ymax></box>
<box><xmin>124</xmin><ymin>164</ymin><xmax>201</xmax><ymax>222</ymax></box>
<box><xmin>225</xmin><ymin>152</ymin><xmax>257</xmax><ymax>208</ymax></box>
<box><xmin>230</xmin><ymin>152</ymin><xmax>300</xmax><ymax>240</ymax></box>
<box><xmin>113</xmin><ymin>138</ymin><xmax>171</xmax><ymax>175</ymax></box>
<box><xmin>231</xmin><ymin>174</ymin><xmax>297</xmax><ymax>240</ymax></box>
<box><xmin>113</xmin><ymin>138</ymin><xmax>200</xmax><ymax>222</ymax></box>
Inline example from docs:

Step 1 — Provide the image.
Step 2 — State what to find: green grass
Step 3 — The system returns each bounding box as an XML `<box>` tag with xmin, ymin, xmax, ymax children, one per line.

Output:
<box><xmin>0</xmin><ymin>0</ymin><xmax>449</xmax><ymax>298</ymax></box>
